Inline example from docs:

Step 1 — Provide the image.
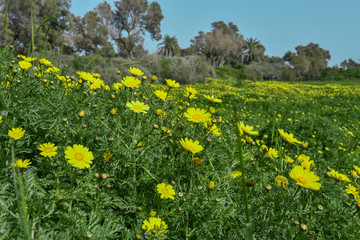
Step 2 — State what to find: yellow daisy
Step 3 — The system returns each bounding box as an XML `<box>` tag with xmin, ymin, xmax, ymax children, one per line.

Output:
<box><xmin>289</xmin><ymin>165</ymin><xmax>321</xmax><ymax>190</ymax></box>
<box><xmin>21</xmin><ymin>56</ymin><xmax>37</xmax><ymax>62</ymax></box>
<box><xmin>126</xmin><ymin>101</ymin><xmax>150</xmax><ymax>114</ymax></box>
<box><xmin>8</xmin><ymin>128</ymin><xmax>26</xmax><ymax>140</ymax></box>
<box><xmin>184</xmin><ymin>107</ymin><xmax>211</xmax><ymax>123</ymax></box>
<box><xmin>353</xmin><ymin>165</ymin><xmax>360</xmax><ymax>176</ymax></box>
<box><xmin>180</xmin><ymin>138</ymin><xmax>204</xmax><ymax>154</ymax></box>
<box><xmin>65</xmin><ymin>144</ymin><xmax>94</xmax><ymax>169</ymax></box>
<box><xmin>237</xmin><ymin>121</ymin><xmax>259</xmax><ymax>135</ymax></box>
<box><xmin>121</xmin><ymin>76</ymin><xmax>141</xmax><ymax>89</ymax></box>
<box><xmin>12</xmin><ymin>159</ymin><xmax>32</xmax><ymax>169</ymax></box>
<box><xmin>275</xmin><ymin>176</ymin><xmax>289</xmax><ymax>188</ymax></box>
<box><xmin>231</xmin><ymin>171</ymin><xmax>242</xmax><ymax>179</ymax></box>
<box><xmin>18</xmin><ymin>61</ymin><xmax>32</xmax><ymax>70</ymax></box>
<box><xmin>128</xmin><ymin>67</ymin><xmax>144</xmax><ymax>76</ymax></box>
<box><xmin>38</xmin><ymin>143</ymin><xmax>58</xmax><ymax>158</ymax></box>
<box><xmin>103</xmin><ymin>151</ymin><xmax>112</xmax><ymax>162</ymax></box>
<box><xmin>154</xmin><ymin>90</ymin><xmax>167</xmax><ymax>100</ymax></box>
<box><xmin>156</xmin><ymin>183</ymin><xmax>176</xmax><ymax>200</ymax></box>
<box><xmin>265</xmin><ymin>147</ymin><xmax>279</xmax><ymax>159</ymax></box>
<box><xmin>278</xmin><ymin>129</ymin><xmax>301</xmax><ymax>144</ymax></box>
<box><xmin>113</xmin><ymin>82</ymin><xmax>123</xmax><ymax>92</ymax></box>
<box><xmin>77</xmin><ymin>71</ymin><xmax>95</xmax><ymax>82</ymax></box>
<box><xmin>39</xmin><ymin>58</ymin><xmax>53</xmax><ymax>67</ymax></box>
<box><xmin>204</xmin><ymin>95</ymin><xmax>222</xmax><ymax>103</ymax></box>
<box><xmin>142</xmin><ymin>217</ymin><xmax>168</xmax><ymax>238</ymax></box>
<box><xmin>330</xmin><ymin>169</ymin><xmax>351</xmax><ymax>182</ymax></box>
<box><xmin>346</xmin><ymin>184</ymin><xmax>358</xmax><ymax>196</ymax></box>
<box><xmin>184</xmin><ymin>87</ymin><xmax>198</xmax><ymax>99</ymax></box>
<box><xmin>165</xmin><ymin>79</ymin><xmax>180</xmax><ymax>88</ymax></box>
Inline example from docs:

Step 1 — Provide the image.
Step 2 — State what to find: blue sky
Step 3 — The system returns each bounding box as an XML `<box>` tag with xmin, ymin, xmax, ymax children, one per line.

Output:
<box><xmin>71</xmin><ymin>0</ymin><xmax>360</xmax><ymax>66</ymax></box>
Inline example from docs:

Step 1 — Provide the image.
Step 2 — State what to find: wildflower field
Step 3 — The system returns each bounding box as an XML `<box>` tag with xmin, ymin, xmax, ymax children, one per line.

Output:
<box><xmin>1</xmin><ymin>45</ymin><xmax>360</xmax><ymax>240</ymax></box>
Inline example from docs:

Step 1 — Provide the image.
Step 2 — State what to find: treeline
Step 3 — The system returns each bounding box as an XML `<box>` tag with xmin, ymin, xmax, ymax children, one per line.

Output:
<box><xmin>0</xmin><ymin>0</ymin><xmax>359</xmax><ymax>82</ymax></box>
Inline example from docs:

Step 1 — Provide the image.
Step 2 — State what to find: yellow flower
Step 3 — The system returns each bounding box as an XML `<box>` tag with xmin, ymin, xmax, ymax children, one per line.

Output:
<box><xmin>180</xmin><ymin>138</ymin><xmax>204</xmax><ymax>154</ymax></box>
<box><xmin>346</xmin><ymin>184</ymin><xmax>358</xmax><ymax>196</ymax></box>
<box><xmin>21</xmin><ymin>56</ymin><xmax>37</xmax><ymax>62</ymax></box>
<box><xmin>121</xmin><ymin>76</ymin><xmax>141</xmax><ymax>89</ymax></box>
<box><xmin>275</xmin><ymin>175</ymin><xmax>289</xmax><ymax>188</ymax></box>
<box><xmin>154</xmin><ymin>90</ymin><xmax>167</xmax><ymax>100</ymax></box>
<box><xmin>8</xmin><ymin>128</ymin><xmax>25</xmax><ymax>140</ymax></box>
<box><xmin>78</xmin><ymin>111</ymin><xmax>85</xmax><ymax>118</ymax></box>
<box><xmin>110</xmin><ymin>108</ymin><xmax>117</xmax><ymax>115</ymax></box>
<box><xmin>12</xmin><ymin>159</ymin><xmax>32</xmax><ymax>169</ymax></box>
<box><xmin>237</xmin><ymin>121</ymin><xmax>259</xmax><ymax>135</ymax></box>
<box><xmin>142</xmin><ymin>217</ymin><xmax>168</xmax><ymax>238</ymax></box>
<box><xmin>265</xmin><ymin>147</ymin><xmax>279</xmax><ymax>159</ymax></box>
<box><xmin>204</xmin><ymin>95</ymin><xmax>222</xmax><ymax>103</ymax></box>
<box><xmin>128</xmin><ymin>67</ymin><xmax>143</xmax><ymax>76</ymax></box>
<box><xmin>231</xmin><ymin>171</ymin><xmax>242</xmax><ymax>179</ymax></box>
<box><xmin>18</xmin><ymin>61</ymin><xmax>32</xmax><ymax>70</ymax></box>
<box><xmin>103</xmin><ymin>151</ymin><xmax>112</xmax><ymax>162</ymax></box>
<box><xmin>156</xmin><ymin>183</ymin><xmax>175</xmax><ymax>200</ymax></box>
<box><xmin>151</xmin><ymin>75</ymin><xmax>158</xmax><ymax>82</ymax></box>
<box><xmin>149</xmin><ymin>210</ymin><xmax>157</xmax><ymax>217</ymax></box>
<box><xmin>39</xmin><ymin>58</ymin><xmax>53</xmax><ymax>67</ymax></box>
<box><xmin>330</xmin><ymin>169</ymin><xmax>351</xmax><ymax>182</ymax></box>
<box><xmin>207</xmin><ymin>181</ymin><xmax>215</xmax><ymax>190</ymax></box>
<box><xmin>289</xmin><ymin>165</ymin><xmax>321</xmax><ymax>190</ymax></box>
<box><xmin>300</xmin><ymin>158</ymin><xmax>315</xmax><ymax>170</ymax></box>
<box><xmin>65</xmin><ymin>144</ymin><xmax>94</xmax><ymax>169</ymax></box>
<box><xmin>88</xmin><ymin>78</ymin><xmax>105</xmax><ymax>90</ymax></box>
<box><xmin>283</xmin><ymin>155</ymin><xmax>294</xmax><ymax>163</ymax></box>
<box><xmin>113</xmin><ymin>82</ymin><xmax>123</xmax><ymax>92</ymax></box>
<box><xmin>278</xmin><ymin>129</ymin><xmax>301</xmax><ymax>144</ymax></box>
<box><xmin>207</xmin><ymin>124</ymin><xmax>221</xmax><ymax>136</ymax></box>
<box><xmin>77</xmin><ymin>71</ymin><xmax>95</xmax><ymax>82</ymax></box>
<box><xmin>184</xmin><ymin>87</ymin><xmax>198</xmax><ymax>99</ymax></box>
<box><xmin>38</xmin><ymin>143</ymin><xmax>58</xmax><ymax>158</ymax></box>
<box><xmin>165</xmin><ymin>79</ymin><xmax>180</xmax><ymax>88</ymax></box>
<box><xmin>126</xmin><ymin>101</ymin><xmax>150</xmax><ymax>114</ymax></box>
<box><xmin>354</xmin><ymin>165</ymin><xmax>360</xmax><ymax>176</ymax></box>
<box><xmin>0</xmin><ymin>116</ymin><xmax>3</xmax><ymax>123</ymax></box>
<box><xmin>184</xmin><ymin>107</ymin><xmax>211</xmax><ymax>123</ymax></box>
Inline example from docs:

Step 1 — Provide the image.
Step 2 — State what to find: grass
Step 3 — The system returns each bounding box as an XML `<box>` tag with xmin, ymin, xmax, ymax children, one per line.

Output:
<box><xmin>1</xmin><ymin>46</ymin><xmax>360</xmax><ymax>239</ymax></box>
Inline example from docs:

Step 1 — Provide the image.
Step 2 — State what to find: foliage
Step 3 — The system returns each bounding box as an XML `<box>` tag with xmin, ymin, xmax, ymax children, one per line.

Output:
<box><xmin>157</xmin><ymin>35</ymin><xmax>180</xmax><ymax>58</ymax></box>
<box><xmin>243</xmin><ymin>38</ymin><xmax>266</xmax><ymax>65</ymax></box>
<box><xmin>191</xmin><ymin>21</ymin><xmax>244</xmax><ymax>67</ymax></box>
<box><xmin>1</xmin><ymin>37</ymin><xmax>360</xmax><ymax>239</ymax></box>
<box><xmin>111</xmin><ymin>0</ymin><xmax>164</xmax><ymax>59</ymax></box>
<box><xmin>283</xmin><ymin>42</ymin><xmax>331</xmax><ymax>81</ymax></box>
<box><xmin>0</xmin><ymin>0</ymin><xmax>71</xmax><ymax>54</ymax></box>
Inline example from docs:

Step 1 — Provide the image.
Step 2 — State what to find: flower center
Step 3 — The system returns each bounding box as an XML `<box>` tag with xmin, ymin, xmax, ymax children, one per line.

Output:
<box><xmin>134</xmin><ymin>105</ymin><xmax>142</xmax><ymax>110</ymax></box>
<box><xmin>192</xmin><ymin>114</ymin><xmax>202</xmax><ymax>120</ymax></box>
<box><xmin>296</xmin><ymin>176</ymin><xmax>309</xmax><ymax>185</ymax></box>
<box><xmin>75</xmin><ymin>153</ymin><xmax>84</xmax><ymax>161</ymax></box>
<box><xmin>13</xmin><ymin>133</ymin><xmax>20</xmax><ymax>138</ymax></box>
<box><xmin>127</xmin><ymin>82</ymin><xmax>135</xmax><ymax>87</ymax></box>
<box><xmin>44</xmin><ymin>147</ymin><xmax>52</xmax><ymax>153</ymax></box>
<box><xmin>162</xmin><ymin>189</ymin><xmax>169</xmax><ymax>195</ymax></box>
<box><xmin>185</xmin><ymin>145</ymin><xmax>195</xmax><ymax>152</ymax></box>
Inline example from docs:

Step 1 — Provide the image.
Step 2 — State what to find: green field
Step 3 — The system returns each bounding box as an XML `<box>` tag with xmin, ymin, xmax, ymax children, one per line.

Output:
<box><xmin>1</xmin><ymin>46</ymin><xmax>360</xmax><ymax>239</ymax></box>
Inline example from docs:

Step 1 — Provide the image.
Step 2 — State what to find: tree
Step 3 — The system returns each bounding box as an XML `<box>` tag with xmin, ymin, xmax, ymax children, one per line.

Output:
<box><xmin>283</xmin><ymin>42</ymin><xmax>331</xmax><ymax>81</ymax></box>
<box><xmin>340</xmin><ymin>58</ymin><xmax>360</xmax><ymax>69</ymax></box>
<box><xmin>190</xmin><ymin>21</ymin><xmax>244</xmax><ymax>67</ymax></box>
<box><xmin>157</xmin><ymin>35</ymin><xmax>180</xmax><ymax>57</ymax></box>
<box><xmin>243</xmin><ymin>38</ymin><xmax>265</xmax><ymax>64</ymax></box>
<box><xmin>111</xmin><ymin>0</ymin><xmax>163</xmax><ymax>58</ymax></box>
<box><xmin>0</xmin><ymin>0</ymin><xmax>71</xmax><ymax>54</ymax></box>
<box><xmin>70</xmin><ymin>10</ymin><xmax>115</xmax><ymax>56</ymax></box>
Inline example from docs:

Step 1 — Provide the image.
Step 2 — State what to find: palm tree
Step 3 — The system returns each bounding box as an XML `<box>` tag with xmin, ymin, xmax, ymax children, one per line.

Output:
<box><xmin>243</xmin><ymin>38</ymin><xmax>265</xmax><ymax>64</ymax></box>
<box><xmin>157</xmin><ymin>35</ymin><xmax>180</xmax><ymax>57</ymax></box>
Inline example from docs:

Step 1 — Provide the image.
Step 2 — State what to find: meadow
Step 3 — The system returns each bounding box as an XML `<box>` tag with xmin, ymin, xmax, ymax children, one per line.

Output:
<box><xmin>1</xmin><ymin>45</ymin><xmax>360</xmax><ymax>240</ymax></box>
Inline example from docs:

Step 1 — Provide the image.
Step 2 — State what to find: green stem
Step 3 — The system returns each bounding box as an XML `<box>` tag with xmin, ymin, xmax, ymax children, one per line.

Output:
<box><xmin>233</xmin><ymin>108</ymin><xmax>253</xmax><ymax>239</ymax></box>
<box><xmin>11</xmin><ymin>144</ymin><xmax>31</xmax><ymax>240</ymax></box>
